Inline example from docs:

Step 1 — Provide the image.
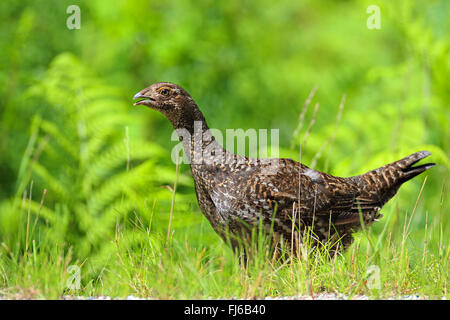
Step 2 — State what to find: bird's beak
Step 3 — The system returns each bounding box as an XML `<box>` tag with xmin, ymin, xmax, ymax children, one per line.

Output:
<box><xmin>133</xmin><ymin>91</ymin><xmax>156</xmax><ymax>106</ymax></box>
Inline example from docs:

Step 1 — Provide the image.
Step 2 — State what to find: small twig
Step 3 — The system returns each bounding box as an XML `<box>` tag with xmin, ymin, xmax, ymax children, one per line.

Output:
<box><xmin>324</xmin><ymin>94</ymin><xmax>346</xmax><ymax>171</ymax></box>
<box><xmin>31</xmin><ymin>189</ymin><xmax>47</xmax><ymax>235</ymax></box>
<box><xmin>297</xmin><ymin>102</ymin><xmax>320</xmax><ymax>209</ymax></box>
<box><xmin>308</xmin><ymin>280</ymin><xmax>315</xmax><ymax>300</ymax></box>
<box><xmin>310</xmin><ymin>141</ymin><xmax>329</xmax><ymax>170</ymax></box>
<box><xmin>311</xmin><ymin>94</ymin><xmax>346</xmax><ymax>169</ymax></box>
<box><xmin>166</xmin><ymin>159</ymin><xmax>180</xmax><ymax>246</ymax></box>
<box><xmin>295</xmin><ymin>87</ymin><xmax>318</xmax><ymax>215</ymax></box>
<box><xmin>25</xmin><ymin>180</ymin><xmax>34</xmax><ymax>254</ymax></box>
<box><xmin>422</xmin><ymin>211</ymin><xmax>428</xmax><ymax>265</ymax></box>
<box><xmin>301</xmin><ymin>102</ymin><xmax>320</xmax><ymax>149</ymax></box>
<box><xmin>290</xmin><ymin>203</ymin><xmax>297</xmax><ymax>257</ymax></box>
<box><xmin>405</xmin><ymin>176</ymin><xmax>428</xmax><ymax>237</ymax></box>
<box><xmin>291</xmin><ymin>86</ymin><xmax>318</xmax><ymax>148</ymax></box>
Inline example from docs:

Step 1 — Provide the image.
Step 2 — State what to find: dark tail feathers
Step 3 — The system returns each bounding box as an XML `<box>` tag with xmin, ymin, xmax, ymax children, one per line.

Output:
<box><xmin>392</xmin><ymin>150</ymin><xmax>435</xmax><ymax>183</ymax></box>
<box><xmin>339</xmin><ymin>151</ymin><xmax>435</xmax><ymax>225</ymax></box>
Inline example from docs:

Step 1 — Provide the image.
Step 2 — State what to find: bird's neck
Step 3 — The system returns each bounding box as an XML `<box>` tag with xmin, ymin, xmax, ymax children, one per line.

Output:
<box><xmin>169</xmin><ymin>105</ymin><xmax>229</xmax><ymax>169</ymax></box>
<box><xmin>168</xmin><ymin>105</ymin><xmax>208</xmax><ymax>134</ymax></box>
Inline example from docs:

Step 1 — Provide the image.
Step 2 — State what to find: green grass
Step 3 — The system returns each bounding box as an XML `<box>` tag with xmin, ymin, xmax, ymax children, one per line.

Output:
<box><xmin>0</xmin><ymin>179</ymin><xmax>447</xmax><ymax>299</ymax></box>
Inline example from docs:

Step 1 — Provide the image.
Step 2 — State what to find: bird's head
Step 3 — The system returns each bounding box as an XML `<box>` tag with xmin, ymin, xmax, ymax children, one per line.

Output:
<box><xmin>133</xmin><ymin>82</ymin><xmax>194</xmax><ymax>112</ymax></box>
<box><xmin>133</xmin><ymin>82</ymin><xmax>205</xmax><ymax>131</ymax></box>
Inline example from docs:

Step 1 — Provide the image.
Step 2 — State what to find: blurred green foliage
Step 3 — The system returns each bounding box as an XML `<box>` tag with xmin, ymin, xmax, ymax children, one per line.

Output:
<box><xmin>0</xmin><ymin>0</ymin><xmax>448</xmax><ymax>295</ymax></box>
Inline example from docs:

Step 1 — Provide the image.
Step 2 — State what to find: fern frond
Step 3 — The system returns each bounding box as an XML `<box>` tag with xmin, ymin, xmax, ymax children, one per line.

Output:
<box><xmin>32</xmin><ymin>163</ymin><xmax>70</xmax><ymax>201</ymax></box>
<box><xmin>39</xmin><ymin>120</ymin><xmax>79</xmax><ymax>160</ymax></box>
<box><xmin>16</xmin><ymin>53</ymin><xmax>185</xmax><ymax>259</ymax></box>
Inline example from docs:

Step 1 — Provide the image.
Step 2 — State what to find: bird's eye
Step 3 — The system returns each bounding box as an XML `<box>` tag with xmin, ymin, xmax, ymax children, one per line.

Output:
<box><xmin>160</xmin><ymin>88</ymin><xmax>170</xmax><ymax>96</ymax></box>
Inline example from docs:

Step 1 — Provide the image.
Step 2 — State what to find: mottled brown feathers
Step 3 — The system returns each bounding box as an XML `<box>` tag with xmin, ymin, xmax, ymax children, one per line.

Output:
<box><xmin>133</xmin><ymin>82</ymin><xmax>435</xmax><ymax>255</ymax></box>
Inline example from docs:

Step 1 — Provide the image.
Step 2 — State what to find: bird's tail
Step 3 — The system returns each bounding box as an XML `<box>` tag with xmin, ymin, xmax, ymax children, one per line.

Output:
<box><xmin>351</xmin><ymin>151</ymin><xmax>435</xmax><ymax>207</ymax></box>
<box><xmin>386</xmin><ymin>150</ymin><xmax>435</xmax><ymax>184</ymax></box>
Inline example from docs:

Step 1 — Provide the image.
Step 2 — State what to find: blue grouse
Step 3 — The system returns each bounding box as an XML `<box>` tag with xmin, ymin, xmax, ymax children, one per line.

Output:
<box><xmin>133</xmin><ymin>82</ymin><xmax>435</xmax><ymax>255</ymax></box>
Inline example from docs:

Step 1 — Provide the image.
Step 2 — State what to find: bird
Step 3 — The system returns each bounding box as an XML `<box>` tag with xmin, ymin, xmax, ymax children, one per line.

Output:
<box><xmin>133</xmin><ymin>82</ymin><xmax>435</xmax><ymax>257</ymax></box>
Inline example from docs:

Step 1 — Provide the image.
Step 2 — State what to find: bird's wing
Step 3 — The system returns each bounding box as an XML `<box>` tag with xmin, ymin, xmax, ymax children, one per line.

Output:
<box><xmin>212</xmin><ymin>158</ymin><xmax>368</xmax><ymax>227</ymax></box>
<box><xmin>229</xmin><ymin>158</ymin><xmax>361</xmax><ymax>220</ymax></box>
<box><xmin>264</xmin><ymin>175</ymin><xmax>359</xmax><ymax>218</ymax></box>
<box><xmin>331</xmin><ymin>197</ymin><xmax>383</xmax><ymax>225</ymax></box>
